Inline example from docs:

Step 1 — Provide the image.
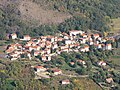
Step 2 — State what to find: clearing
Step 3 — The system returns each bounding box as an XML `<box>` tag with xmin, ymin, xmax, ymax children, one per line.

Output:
<box><xmin>72</xmin><ymin>77</ymin><xmax>102</xmax><ymax>90</ymax></box>
<box><xmin>18</xmin><ymin>0</ymin><xmax>72</xmax><ymax>26</ymax></box>
<box><xmin>109</xmin><ymin>48</ymin><xmax>120</xmax><ymax>69</ymax></box>
<box><xmin>110</xmin><ymin>18</ymin><xmax>120</xmax><ymax>34</ymax></box>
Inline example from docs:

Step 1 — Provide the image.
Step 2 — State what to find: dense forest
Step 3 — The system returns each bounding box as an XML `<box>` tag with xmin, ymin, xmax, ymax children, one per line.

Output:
<box><xmin>0</xmin><ymin>0</ymin><xmax>120</xmax><ymax>39</ymax></box>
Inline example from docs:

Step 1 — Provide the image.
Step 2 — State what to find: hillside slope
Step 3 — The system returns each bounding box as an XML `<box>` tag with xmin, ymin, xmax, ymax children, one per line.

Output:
<box><xmin>18</xmin><ymin>0</ymin><xmax>71</xmax><ymax>25</ymax></box>
<box><xmin>0</xmin><ymin>0</ymin><xmax>120</xmax><ymax>39</ymax></box>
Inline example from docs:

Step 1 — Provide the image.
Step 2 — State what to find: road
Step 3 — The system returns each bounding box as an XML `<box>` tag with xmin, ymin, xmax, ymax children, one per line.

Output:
<box><xmin>61</xmin><ymin>74</ymin><xmax>89</xmax><ymax>78</ymax></box>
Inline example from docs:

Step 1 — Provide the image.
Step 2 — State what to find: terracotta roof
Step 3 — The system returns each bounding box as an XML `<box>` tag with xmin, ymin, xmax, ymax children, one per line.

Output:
<box><xmin>52</xmin><ymin>69</ymin><xmax>61</xmax><ymax>72</ymax></box>
<box><xmin>84</xmin><ymin>45</ymin><xmax>89</xmax><ymax>48</ymax></box>
<box><xmin>24</xmin><ymin>35</ymin><xmax>30</xmax><ymax>37</ymax></box>
<box><xmin>11</xmin><ymin>33</ymin><xmax>16</xmax><ymax>36</ymax></box>
<box><xmin>62</xmin><ymin>79</ymin><xmax>70</xmax><ymax>83</ymax></box>
<box><xmin>70</xmin><ymin>62</ymin><xmax>75</xmax><ymax>65</ymax></box>
<box><xmin>106</xmin><ymin>78</ymin><xmax>113</xmax><ymax>83</ymax></box>
<box><xmin>93</xmin><ymin>33</ymin><xmax>99</xmax><ymax>37</ymax></box>
<box><xmin>34</xmin><ymin>66</ymin><xmax>44</xmax><ymax>69</ymax></box>
<box><xmin>6</xmin><ymin>47</ymin><xmax>14</xmax><ymax>53</ymax></box>
<box><xmin>106</xmin><ymin>44</ymin><xmax>111</xmax><ymax>46</ymax></box>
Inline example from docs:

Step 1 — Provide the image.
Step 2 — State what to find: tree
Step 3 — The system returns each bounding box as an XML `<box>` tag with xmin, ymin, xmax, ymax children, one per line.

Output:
<box><xmin>86</xmin><ymin>61</ymin><xmax>92</xmax><ymax>71</ymax></box>
<box><xmin>76</xmin><ymin>68</ymin><xmax>87</xmax><ymax>75</ymax></box>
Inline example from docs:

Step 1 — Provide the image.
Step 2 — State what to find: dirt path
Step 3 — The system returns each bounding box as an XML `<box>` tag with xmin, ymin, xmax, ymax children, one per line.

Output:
<box><xmin>61</xmin><ymin>74</ymin><xmax>89</xmax><ymax>78</ymax></box>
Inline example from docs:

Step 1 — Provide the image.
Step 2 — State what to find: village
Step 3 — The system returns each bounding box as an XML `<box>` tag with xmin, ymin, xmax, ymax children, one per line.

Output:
<box><xmin>5</xmin><ymin>30</ymin><xmax>115</xmax><ymax>85</ymax></box>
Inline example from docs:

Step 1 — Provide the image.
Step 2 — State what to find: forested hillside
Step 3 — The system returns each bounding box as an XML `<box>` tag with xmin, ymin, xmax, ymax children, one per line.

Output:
<box><xmin>0</xmin><ymin>0</ymin><xmax>120</xmax><ymax>90</ymax></box>
<box><xmin>0</xmin><ymin>0</ymin><xmax>120</xmax><ymax>39</ymax></box>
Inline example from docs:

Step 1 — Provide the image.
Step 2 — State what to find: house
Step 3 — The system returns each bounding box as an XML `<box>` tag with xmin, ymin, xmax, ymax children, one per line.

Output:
<box><xmin>106</xmin><ymin>78</ymin><xmax>113</xmax><ymax>83</ymax></box>
<box><xmin>14</xmin><ymin>50</ymin><xmax>24</xmax><ymax>55</ymax></box>
<box><xmin>41</xmin><ymin>36</ymin><xmax>47</xmax><ymax>42</ymax></box>
<box><xmin>69</xmin><ymin>44</ymin><xmax>75</xmax><ymax>48</ymax></box>
<box><xmin>79</xmin><ymin>38</ymin><xmax>86</xmax><ymax>44</ymax></box>
<box><xmin>106</xmin><ymin>44</ymin><xmax>112</xmax><ymax>50</ymax></box>
<box><xmin>98</xmin><ymin>61</ymin><xmax>106</xmax><ymax>66</ymax></box>
<box><xmin>54</xmin><ymin>36</ymin><xmax>58</xmax><ymax>42</ymax></box>
<box><xmin>9</xmin><ymin>53</ymin><xmax>19</xmax><ymax>58</ymax></box>
<box><xmin>61</xmin><ymin>79</ymin><xmax>70</xmax><ymax>85</ymax></box>
<box><xmin>10</xmin><ymin>57</ymin><xmax>18</xmax><ymax>61</ymax></box>
<box><xmin>65</xmin><ymin>40</ymin><xmax>72</xmax><ymax>45</ymax></box>
<box><xmin>97</xmin><ymin>44</ymin><xmax>102</xmax><ymax>49</ymax></box>
<box><xmin>63</xmin><ymin>35</ymin><xmax>69</xmax><ymax>40</ymax></box>
<box><xmin>34</xmin><ymin>51</ymin><xmax>40</xmax><ymax>56</ymax></box>
<box><xmin>29</xmin><ymin>46</ymin><xmax>40</xmax><ymax>51</ymax></box>
<box><xmin>41</xmin><ymin>55</ymin><xmax>47</xmax><ymax>61</ymax></box>
<box><xmin>32</xmin><ymin>42</ymin><xmax>37</xmax><ymax>46</ymax></box>
<box><xmin>97</xmin><ymin>37</ymin><xmax>102</xmax><ymax>41</ymax></box>
<box><xmin>45</xmin><ymin>48</ymin><xmax>51</xmax><ymax>54</ymax></box>
<box><xmin>60</xmin><ymin>45</ymin><xmax>69</xmax><ymax>50</ymax></box>
<box><xmin>40</xmin><ymin>50</ymin><xmax>45</xmax><ymax>55</ymax></box>
<box><xmin>102</xmin><ymin>44</ymin><xmax>106</xmax><ymax>50</ymax></box>
<box><xmin>56</xmin><ymin>50</ymin><xmax>61</xmax><ymax>54</ymax></box>
<box><xmin>34</xmin><ymin>66</ymin><xmax>47</xmax><ymax>72</ymax></box>
<box><xmin>5</xmin><ymin>47</ymin><xmax>14</xmax><ymax>53</ymax></box>
<box><xmin>61</xmin><ymin>48</ymin><xmax>69</xmax><ymax>53</ymax></box>
<box><xmin>89</xmin><ymin>41</ymin><xmax>94</xmax><ymax>45</ymax></box>
<box><xmin>52</xmin><ymin>43</ymin><xmax>58</xmax><ymax>49</ymax></box>
<box><xmin>80</xmin><ymin>48</ymin><xmax>86</xmax><ymax>52</ymax></box>
<box><xmin>11</xmin><ymin>33</ymin><xmax>17</xmax><ymax>39</ymax></box>
<box><xmin>77</xmin><ymin>60</ymin><xmax>86</xmax><ymax>65</ymax></box>
<box><xmin>57</xmin><ymin>37</ymin><xmax>63</xmax><ymax>41</ymax></box>
<box><xmin>23</xmin><ymin>35</ymin><xmax>31</xmax><ymax>41</ymax></box>
<box><xmin>69</xmin><ymin>30</ymin><xmax>83</xmax><ymax>36</ymax></box>
<box><xmin>94</xmin><ymin>44</ymin><xmax>102</xmax><ymax>49</ymax></box>
<box><xmin>40</xmin><ymin>42</ymin><xmax>46</xmax><ymax>48</ymax></box>
<box><xmin>84</xmin><ymin>45</ymin><xmax>89</xmax><ymax>52</ymax></box>
<box><xmin>26</xmin><ymin>41</ymin><xmax>33</xmax><ymax>46</ymax></box>
<box><xmin>47</xmin><ymin>55</ymin><xmax>51</xmax><ymax>61</ymax></box>
<box><xmin>89</xmin><ymin>37</ymin><xmax>93</xmax><ymax>41</ymax></box>
<box><xmin>23</xmin><ymin>46</ymin><xmax>29</xmax><ymax>50</ymax></box>
<box><xmin>45</xmin><ymin>54</ymin><xmax>51</xmax><ymax>61</ymax></box>
<box><xmin>41</xmin><ymin>55</ymin><xmax>51</xmax><ymax>61</ymax></box>
<box><xmin>80</xmin><ymin>33</ymin><xmax>87</xmax><ymax>38</ymax></box>
<box><xmin>70</xmin><ymin>62</ymin><xmax>75</xmax><ymax>66</ymax></box>
<box><xmin>15</xmin><ymin>43</ymin><xmax>22</xmax><ymax>49</ymax></box>
<box><xmin>101</xmin><ymin>38</ymin><xmax>107</xmax><ymax>43</ymax></box>
<box><xmin>46</xmin><ymin>43</ymin><xmax>52</xmax><ymax>48</ymax></box>
<box><xmin>52</xmin><ymin>69</ymin><xmax>62</xmax><ymax>75</ymax></box>
<box><xmin>108</xmin><ymin>37</ymin><xmax>115</xmax><ymax>42</ymax></box>
<box><xmin>27</xmin><ymin>52</ymin><xmax>32</xmax><ymax>60</ymax></box>
<box><xmin>92</xmin><ymin>33</ymin><xmax>100</xmax><ymax>39</ymax></box>
<box><xmin>47</xmin><ymin>35</ymin><xmax>55</xmax><ymax>43</ymax></box>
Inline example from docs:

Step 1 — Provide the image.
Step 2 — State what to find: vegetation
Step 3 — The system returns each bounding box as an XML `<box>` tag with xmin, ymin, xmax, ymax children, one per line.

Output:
<box><xmin>72</xmin><ymin>78</ymin><xmax>102</xmax><ymax>90</ymax></box>
<box><xmin>0</xmin><ymin>0</ymin><xmax>120</xmax><ymax>90</ymax></box>
<box><xmin>110</xmin><ymin>18</ymin><xmax>120</xmax><ymax>33</ymax></box>
<box><xmin>0</xmin><ymin>0</ymin><xmax>120</xmax><ymax>39</ymax></box>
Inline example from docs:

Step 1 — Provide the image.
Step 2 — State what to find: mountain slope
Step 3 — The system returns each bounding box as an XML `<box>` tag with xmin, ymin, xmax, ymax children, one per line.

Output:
<box><xmin>0</xmin><ymin>0</ymin><xmax>120</xmax><ymax>39</ymax></box>
<box><xmin>18</xmin><ymin>0</ymin><xmax>71</xmax><ymax>25</ymax></box>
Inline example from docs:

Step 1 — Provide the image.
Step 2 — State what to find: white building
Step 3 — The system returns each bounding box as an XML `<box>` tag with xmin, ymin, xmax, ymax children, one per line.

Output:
<box><xmin>106</xmin><ymin>44</ymin><xmax>112</xmax><ymax>50</ymax></box>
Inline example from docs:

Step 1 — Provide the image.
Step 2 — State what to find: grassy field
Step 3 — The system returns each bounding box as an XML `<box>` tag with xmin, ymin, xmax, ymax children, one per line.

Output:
<box><xmin>110</xmin><ymin>18</ymin><xmax>120</xmax><ymax>33</ymax></box>
<box><xmin>49</xmin><ymin>76</ymin><xmax>102</xmax><ymax>90</ymax></box>
<box><xmin>72</xmin><ymin>78</ymin><xmax>102</xmax><ymax>90</ymax></box>
<box><xmin>110</xmin><ymin>56</ymin><xmax>120</xmax><ymax>66</ymax></box>
<box><xmin>109</xmin><ymin>48</ymin><xmax>120</xmax><ymax>70</ymax></box>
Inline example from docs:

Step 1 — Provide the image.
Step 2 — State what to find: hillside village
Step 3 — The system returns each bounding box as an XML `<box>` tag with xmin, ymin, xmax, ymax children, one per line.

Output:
<box><xmin>4</xmin><ymin>30</ymin><xmax>116</xmax><ymax>86</ymax></box>
<box><xmin>6</xmin><ymin>30</ymin><xmax>114</xmax><ymax>61</ymax></box>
